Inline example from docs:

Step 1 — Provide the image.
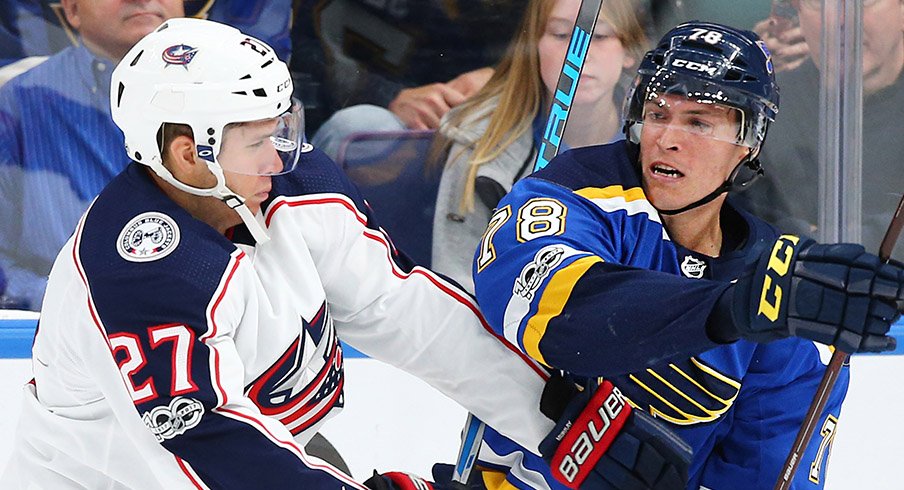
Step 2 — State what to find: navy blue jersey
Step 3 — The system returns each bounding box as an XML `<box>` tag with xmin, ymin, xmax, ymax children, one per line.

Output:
<box><xmin>473</xmin><ymin>141</ymin><xmax>848</xmax><ymax>489</ymax></box>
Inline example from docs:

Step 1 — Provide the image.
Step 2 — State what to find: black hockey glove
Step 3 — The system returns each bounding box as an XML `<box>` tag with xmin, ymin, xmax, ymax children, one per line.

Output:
<box><xmin>538</xmin><ymin>372</ymin><xmax>691</xmax><ymax>490</ymax></box>
<box><xmin>712</xmin><ymin>235</ymin><xmax>903</xmax><ymax>353</ymax></box>
<box><xmin>364</xmin><ymin>471</ymin><xmax>436</xmax><ymax>490</ymax></box>
<box><xmin>365</xmin><ymin>467</ymin><xmax>487</xmax><ymax>490</ymax></box>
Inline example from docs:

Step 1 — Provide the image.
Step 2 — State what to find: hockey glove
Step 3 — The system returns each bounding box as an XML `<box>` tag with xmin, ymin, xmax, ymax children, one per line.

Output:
<box><xmin>714</xmin><ymin>235</ymin><xmax>902</xmax><ymax>353</ymax></box>
<box><xmin>538</xmin><ymin>372</ymin><xmax>692</xmax><ymax>490</ymax></box>
<box><xmin>364</xmin><ymin>471</ymin><xmax>435</xmax><ymax>490</ymax></box>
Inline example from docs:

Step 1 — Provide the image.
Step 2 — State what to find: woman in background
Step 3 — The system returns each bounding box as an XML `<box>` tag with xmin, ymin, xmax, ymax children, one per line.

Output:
<box><xmin>431</xmin><ymin>0</ymin><xmax>649</xmax><ymax>291</ymax></box>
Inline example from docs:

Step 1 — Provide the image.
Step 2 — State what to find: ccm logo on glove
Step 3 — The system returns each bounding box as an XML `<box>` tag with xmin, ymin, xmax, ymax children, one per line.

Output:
<box><xmin>550</xmin><ymin>382</ymin><xmax>632</xmax><ymax>486</ymax></box>
<box><xmin>758</xmin><ymin>234</ymin><xmax>800</xmax><ymax>321</ymax></box>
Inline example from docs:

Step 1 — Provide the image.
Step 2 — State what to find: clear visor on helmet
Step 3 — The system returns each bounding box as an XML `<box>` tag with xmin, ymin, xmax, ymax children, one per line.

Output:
<box><xmin>216</xmin><ymin>99</ymin><xmax>304</xmax><ymax>176</ymax></box>
<box><xmin>626</xmin><ymin>70</ymin><xmax>769</xmax><ymax>148</ymax></box>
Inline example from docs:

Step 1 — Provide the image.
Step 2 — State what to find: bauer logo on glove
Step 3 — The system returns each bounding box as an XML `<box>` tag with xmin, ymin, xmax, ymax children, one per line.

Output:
<box><xmin>550</xmin><ymin>382</ymin><xmax>631</xmax><ymax>485</ymax></box>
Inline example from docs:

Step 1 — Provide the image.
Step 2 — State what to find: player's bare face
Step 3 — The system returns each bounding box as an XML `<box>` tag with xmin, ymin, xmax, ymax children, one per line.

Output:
<box><xmin>218</xmin><ymin>119</ymin><xmax>284</xmax><ymax>215</ymax></box>
<box><xmin>538</xmin><ymin>0</ymin><xmax>633</xmax><ymax>107</ymax></box>
<box><xmin>62</xmin><ymin>0</ymin><xmax>184</xmax><ymax>61</ymax></box>
<box><xmin>638</xmin><ymin>95</ymin><xmax>750</xmax><ymax>212</ymax></box>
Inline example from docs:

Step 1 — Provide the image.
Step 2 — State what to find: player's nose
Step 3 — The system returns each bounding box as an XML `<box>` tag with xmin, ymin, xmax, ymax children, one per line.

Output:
<box><xmin>655</xmin><ymin>122</ymin><xmax>684</xmax><ymax>151</ymax></box>
<box><xmin>261</xmin><ymin>145</ymin><xmax>283</xmax><ymax>175</ymax></box>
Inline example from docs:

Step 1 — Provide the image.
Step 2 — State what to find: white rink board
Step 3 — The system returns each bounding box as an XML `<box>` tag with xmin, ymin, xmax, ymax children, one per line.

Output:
<box><xmin>0</xmin><ymin>356</ymin><xmax>901</xmax><ymax>488</ymax></box>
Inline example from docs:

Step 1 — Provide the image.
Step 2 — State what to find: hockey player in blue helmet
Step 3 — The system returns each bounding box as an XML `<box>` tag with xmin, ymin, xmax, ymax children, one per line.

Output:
<box><xmin>622</xmin><ymin>21</ymin><xmax>779</xmax><ymax>215</ymax></box>
<box><xmin>456</xmin><ymin>20</ymin><xmax>904</xmax><ymax>490</ymax></box>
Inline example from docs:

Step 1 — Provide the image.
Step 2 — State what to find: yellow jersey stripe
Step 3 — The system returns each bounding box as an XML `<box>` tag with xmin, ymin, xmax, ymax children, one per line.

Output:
<box><xmin>574</xmin><ymin>185</ymin><xmax>666</xmax><ymax>237</ymax></box>
<box><xmin>481</xmin><ymin>469</ymin><xmax>520</xmax><ymax>490</ymax></box>
<box><xmin>523</xmin><ymin>255</ymin><xmax>602</xmax><ymax>366</ymax></box>
<box><xmin>575</xmin><ymin>185</ymin><xmax>647</xmax><ymax>202</ymax></box>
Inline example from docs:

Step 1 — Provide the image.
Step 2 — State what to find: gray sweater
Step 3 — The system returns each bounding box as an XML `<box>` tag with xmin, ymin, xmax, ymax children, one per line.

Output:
<box><xmin>431</xmin><ymin>98</ymin><xmax>535</xmax><ymax>292</ymax></box>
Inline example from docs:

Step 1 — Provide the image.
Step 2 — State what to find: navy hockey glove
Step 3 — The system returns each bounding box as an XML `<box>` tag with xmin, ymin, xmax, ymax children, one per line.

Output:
<box><xmin>713</xmin><ymin>235</ymin><xmax>902</xmax><ymax>353</ymax></box>
<box><xmin>364</xmin><ymin>471</ymin><xmax>435</xmax><ymax>490</ymax></box>
<box><xmin>538</xmin><ymin>373</ymin><xmax>691</xmax><ymax>490</ymax></box>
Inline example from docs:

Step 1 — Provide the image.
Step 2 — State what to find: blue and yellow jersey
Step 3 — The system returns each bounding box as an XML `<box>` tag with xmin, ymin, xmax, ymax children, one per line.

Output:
<box><xmin>472</xmin><ymin>141</ymin><xmax>848</xmax><ymax>489</ymax></box>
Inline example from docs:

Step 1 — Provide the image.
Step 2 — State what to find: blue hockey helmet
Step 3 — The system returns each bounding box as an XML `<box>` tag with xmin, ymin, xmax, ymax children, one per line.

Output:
<box><xmin>622</xmin><ymin>21</ymin><xmax>780</xmax><ymax>214</ymax></box>
<box><xmin>624</xmin><ymin>21</ymin><xmax>779</xmax><ymax>157</ymax></box>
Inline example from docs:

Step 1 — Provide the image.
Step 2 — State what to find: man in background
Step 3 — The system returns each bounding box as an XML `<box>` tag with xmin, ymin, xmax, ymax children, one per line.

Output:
<box><xmin>740</xmin><ymin>0</ymin><xmax>904</xmax><ymax>259</ymax></box>
<box><xmin>0</xmin><ymin>0</ymin><xmax>185</xmax><ymax>309</ymax></box>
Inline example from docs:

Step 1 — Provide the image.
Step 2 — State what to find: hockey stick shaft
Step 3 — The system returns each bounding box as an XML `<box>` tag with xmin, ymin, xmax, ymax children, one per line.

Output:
<box><xmin>452</xmin><ymin>1</ymin><xmax>605</xmax><ymax>484</ymax></box>
<box><xmin>535</xmin><ymin>0</ymin><xmax>603</xmax><ymax>172</ymax></box>
<box><xmin>774</xmin><ymin>193</ymin><xmax>904</xmax><ymax>490</ymax></box>
<box><xmin>451</xmin><ymin>413</ymin><xmax>485</xmax><ymax>485</ymax></box>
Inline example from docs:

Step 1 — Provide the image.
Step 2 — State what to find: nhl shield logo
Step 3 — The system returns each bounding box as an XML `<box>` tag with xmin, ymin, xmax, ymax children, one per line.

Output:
<box><xmin>117</xmin><ymin>212</ymin><xmax>180</xmax><ymax>262</ymax></box>
<box><xmin>681</xmin><ymin>255</ymin><xmax>707</xmax><ymax>279</ymax></box>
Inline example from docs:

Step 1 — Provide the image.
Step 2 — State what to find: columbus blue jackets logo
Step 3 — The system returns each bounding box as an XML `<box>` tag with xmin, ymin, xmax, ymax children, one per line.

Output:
<box><xmin>162</xmin><ymin>44</ymin><xmax>198</xmax><ymax>68</ymax></box>
<box><xmin>117</xmin><ymin>212</ymin><xmax>180</xmax><ymax>262</ymax></box>
<box><xmin>245</xmin><ymin>303</ymin><xmax>345</xmax><ymax>435</ymax></box>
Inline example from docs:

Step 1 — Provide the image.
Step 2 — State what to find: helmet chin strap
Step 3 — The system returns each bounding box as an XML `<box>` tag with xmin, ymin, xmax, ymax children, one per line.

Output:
<box><xmin>656</xmin><ymin>154</ymin><xmax>763</xmax><ymax>216</ymax></box>
<box><xmin>150</xmin><ymin>157</ymin><xmax>272</xmax><ymax>244</ymax></box>
<box><xmin>221</xmin><ymin>192</ymin><xmax>271</xmax><ymax>245</ymax></box>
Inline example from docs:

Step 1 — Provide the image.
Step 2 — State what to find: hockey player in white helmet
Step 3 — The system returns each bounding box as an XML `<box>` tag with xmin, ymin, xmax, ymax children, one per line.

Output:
<box><xmin>111</xmin><ymin>16</ymin><xmax>305</xmax><ymax>245</ymax></box>
<box><xmin>2</xmin><ymin>17</ymin><xmax>695</xmax><ymax>489</ymax></box>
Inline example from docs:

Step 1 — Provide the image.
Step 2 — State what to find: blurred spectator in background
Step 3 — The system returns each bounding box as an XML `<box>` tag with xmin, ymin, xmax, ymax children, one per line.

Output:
<box><xmin>0</xmin><ymin>0</ymin><xmax>52</xmax><ymax>70</ymax></box>
<box><xmin>751</xmin><ymin>0</ymin><xmax>810</xmax><ymax>72</ymax></box>
<box><xmin>0</xmin><ymin>1</ymin><xmax>292</xmax><ymax>66</ymax></box>
<box><xmin>0</xmin><ymin>0</ymin><xmax>185</xmax><ymax>310</ymax></box>
<box><xmin>431</xmin><ymin>0</ymin><xmax>649</xmax><ymax>292</ymax></box>
<box><xmin>292</xmin><ymin>0</ymin><xmax>523</xmax><ymax>158</ymax></box>
<box><xmin>739</xmin><ymin>0</ymin><xmax>904</xmax><ymax>258</ymax></box>
<box><xmin>646</xmin><ymin>0</ymin><xmax>772</xmax><ymax>39</ymax></box>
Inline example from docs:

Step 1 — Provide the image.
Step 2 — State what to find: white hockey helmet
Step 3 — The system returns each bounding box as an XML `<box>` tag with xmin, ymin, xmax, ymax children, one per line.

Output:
<box><xmin>111</xmin><ymin>17</ymin><xmax>306</xmax><ymax>243</ymax></box>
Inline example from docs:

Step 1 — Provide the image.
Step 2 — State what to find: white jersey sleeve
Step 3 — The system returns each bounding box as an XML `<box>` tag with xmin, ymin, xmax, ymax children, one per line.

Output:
<box><xmin>261</xmin><ymin>149</ymin><xmax>554</xmax><ymax>453</ymax></box>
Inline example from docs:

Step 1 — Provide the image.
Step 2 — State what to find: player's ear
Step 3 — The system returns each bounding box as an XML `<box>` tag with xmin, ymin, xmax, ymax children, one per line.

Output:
<box><xmin>60</xmin><ymin>0</ymin><xmax>80</xmax><ymax>29</ymax></box>
<box><xmin>164</xmin><ymin>135</ymin><xmax>199</xmax><ymax>173</ymax></box>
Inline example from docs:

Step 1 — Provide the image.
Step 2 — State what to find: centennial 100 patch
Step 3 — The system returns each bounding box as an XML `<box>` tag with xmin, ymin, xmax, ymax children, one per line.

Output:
<box><xmin>117</xmin><ymin>212</ymin><xmax>181</xmax><ymax>262</ymax></box>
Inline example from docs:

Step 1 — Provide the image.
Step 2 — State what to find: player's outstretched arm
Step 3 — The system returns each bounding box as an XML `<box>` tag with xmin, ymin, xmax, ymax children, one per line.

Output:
<box><xmin>708</xmin><ymin>235</ymin><xmax>902</xmax><ymax>353</ymax></box>
<box><xmin>270</xmin><ymin>148</ymin><xmax>554</xmax><ymax>453</ymax></box>
<box><xmin>538</xmin><ymin>372</ymin><xmax>692</xmax><ymax>490</ymax></box>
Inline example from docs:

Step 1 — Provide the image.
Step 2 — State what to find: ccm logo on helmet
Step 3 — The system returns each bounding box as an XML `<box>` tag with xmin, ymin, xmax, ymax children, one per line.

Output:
<box><xmin>757</xmin><ymin>234</ymin><xmax>801</xmax><ymax>321</ymax></box>
<box><xmin>671</xmin><ymin>58</ymin><xmax>719</xmax><ymax>77</ymax></box>
<box><xmin>555</xmin><ymin>385</ymin><xmax>630</xmax><ymax>484</ymax></box>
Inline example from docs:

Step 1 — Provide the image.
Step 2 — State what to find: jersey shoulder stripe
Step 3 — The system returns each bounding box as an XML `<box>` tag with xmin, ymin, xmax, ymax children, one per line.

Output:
<box><xmin>531</xmin><ymin>141</ymin><xmax>643</xmax><ymax>193</ymax></box>
<box><xmin>524</xmin><ymin>255</ymin><xmax>603</xmax><ymax>366</ymax></box>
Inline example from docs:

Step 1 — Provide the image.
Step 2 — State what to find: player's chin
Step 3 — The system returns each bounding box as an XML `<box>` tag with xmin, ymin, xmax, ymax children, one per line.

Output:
<box><xmin>646</xmin><ymin>189</ymin><xmax>687</xmax><ymax>212</ymax></box>
<box><xmin>123</xmin><ymin>12</ymin><xmax>165</xmax><ymax>30</ymax></box>
<box><xmin>246</xmin><ymin>195</ymin><xmax>268</xmax><ymax>214</ymax></box>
